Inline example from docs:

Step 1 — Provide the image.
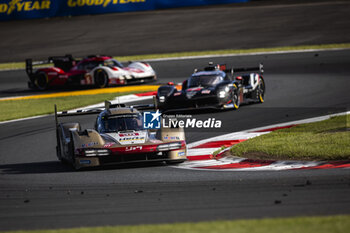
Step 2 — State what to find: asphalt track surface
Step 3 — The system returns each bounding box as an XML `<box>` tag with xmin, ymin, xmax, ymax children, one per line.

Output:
<box><xmin>0</xmin><ymin>0</ymin><xmax>350</xmax><ymax>62</ymax></box>
<box><xmin>1</xmin><ymin>0</ymin><xmax>350</xmax><ymax>231</ymax></box>
<box><xmin>0</xmin><ymin>50</ymin><xmax>350</xmax><ymax>231</ymax></box>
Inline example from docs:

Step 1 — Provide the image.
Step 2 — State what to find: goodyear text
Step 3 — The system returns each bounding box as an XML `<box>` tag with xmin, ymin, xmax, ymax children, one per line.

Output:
<box><xmin>67</xmin><ymin>0</ymin><xmax>146</xmax><ymax>8</ymax></box>
<box><xmin>0</xmin><ymin>0</ymin><xmax>50</xmax><ymax>15</ymax></box>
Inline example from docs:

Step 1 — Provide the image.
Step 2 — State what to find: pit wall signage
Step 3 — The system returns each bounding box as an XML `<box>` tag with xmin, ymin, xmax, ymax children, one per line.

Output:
<box><xmin>0</xmin><ymin>0</ymin><xmax>249</xmax><ymax>21</ymax></box>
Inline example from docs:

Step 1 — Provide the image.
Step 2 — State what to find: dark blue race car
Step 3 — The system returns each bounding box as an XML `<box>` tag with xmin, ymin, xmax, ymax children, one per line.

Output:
<box><xmin>156</xmin><ymin>62</ymin><xmax>265</xmax><ymax>111</ymax></box>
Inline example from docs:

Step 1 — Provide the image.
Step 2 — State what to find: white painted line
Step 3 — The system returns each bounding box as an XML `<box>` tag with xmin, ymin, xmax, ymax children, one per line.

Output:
<box><xmin>247</xmin><ymin>111</ymin><xmax>350</xmax><ymax>132</ymax></box>
<box><xmin>187</xmin><ymin>148</ymin><xmax>220</xmax><ymax>156</ymax></box>
<box><xmin>1</xmin><ymin>47</ymin><xmax>349</xmax><ymax>72</ymax></box>
<box><xmin>187</xmin><ymin>132</ymin><xmax>269</xmax><ymax>149</ymax></box>
<box><xmin>178</xmin><ymin>157</ymin><xmax>246</xmax><ymax>169</ymax></box>
<box><xmin>0</xmin><ymin>114</ymin><xmax>52</xmax><ymax>125</ymax></box>
<box><xmin>189</xmin><ymin>160</ymin><xmax>323</xmax><ymax>172</ymax></box>
<box><xmin>0</xmin><ymin>94</ymin><xmax>153</xmax><ymax>125</ymax></box>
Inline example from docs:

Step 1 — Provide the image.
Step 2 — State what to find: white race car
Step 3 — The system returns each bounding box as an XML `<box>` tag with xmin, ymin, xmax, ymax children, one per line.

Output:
<box><xmin>81</xmin><ymin>55</ymin><xmax>157</xmax><ymax>87</ymax></box>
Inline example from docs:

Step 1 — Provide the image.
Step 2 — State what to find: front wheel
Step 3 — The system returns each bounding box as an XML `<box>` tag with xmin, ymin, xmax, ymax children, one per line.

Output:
<box><xmin>56</xmin><ymin>145</ymin><xmax>63</xmax><ymax>162</ymax></box>
<box><xmin>232</xmin><ymin>84</ymin><xmax>240</xmax><ymax>110</ymax></box>
<box><xmin>67</xmin><ymin>134</ymin><xmax>80</xmax><ymax>170</ymax></box>
<box><xmin>256</xmin><ymin>77</ymin><xmax>265</xmax><ymax>103</ymax></box>
<box><xmin>94</xmin><ymin>69</ymin><xmax>109</xmax><ymax>88</ymax></box>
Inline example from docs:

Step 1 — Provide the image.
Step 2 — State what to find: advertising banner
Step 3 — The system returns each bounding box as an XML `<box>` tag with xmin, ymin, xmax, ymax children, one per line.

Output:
<box><xmin>0</xmin><ymin>0</ymin><xmax>56</xmax><ymax>20</ymax></box>
<box><xmin>155</xmin><ymin>0</ymin><xmax>249</xmax><ymax>8</ymax></box>
<box><xmin>0</xmin><ymin>0</ymin><xmax>249</xmax><ymax>21</ymax></box>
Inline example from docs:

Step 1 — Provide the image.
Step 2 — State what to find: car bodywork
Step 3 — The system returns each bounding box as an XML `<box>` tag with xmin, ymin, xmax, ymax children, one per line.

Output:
<box><xmin>26</xmin><ymin>55</ymin><xmax>156</xmax><ymax>90</ymax></box>
<box><xmin>156</xmin><ymin>63</ymin><xmax>265</xmax><ymax>111</ymax></box>
<box><xmin>55</xmin><ymin>102</ymin><xmax>186</xmax><ymax>170</ymax></box>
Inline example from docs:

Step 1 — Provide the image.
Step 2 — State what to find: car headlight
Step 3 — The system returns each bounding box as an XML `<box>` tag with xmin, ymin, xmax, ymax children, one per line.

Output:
<box><xmin>218</xmin><ymin>91</ymin><xmax>226</xmax><ymax>98</ymax></box>
<box><xmin>157</xmin><ymin>142</ymin><xmax>182</xmax><ymax>151</ymax></box>
<box><xmin>218</xmin><ymin>86</ymin><xmax>230</xmax><ymax>98</ymax></box>
<box><xmin>84</xmin><ymin>149</ymin><xmax>110</xmax><ymax>156</ymax></box>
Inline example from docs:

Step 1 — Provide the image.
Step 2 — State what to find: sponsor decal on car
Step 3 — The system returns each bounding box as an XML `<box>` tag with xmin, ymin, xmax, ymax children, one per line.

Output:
<box><xmin>79</xmin><ymin>160</ymin><xmax>91</xmax><ymax>164</ymax></box>
<box><xmin>59</xmin><ymin>75</ymin><xmax>69</xmax><ymax>79</ymax></box>
<box><xmin>119</xmin><ymin>137</ymin><xmax>145</xmax><ymax>142</ymax></box>
<box><xmin>82</xmin><ymin>73</ymin><xmax>93</xmax><ymax>84</ymax></box>
<box><xmin>125</xmin><ymin>146</ymin><xmax>143</xmax><ymax>151</ymax></box>
<box><xmin>103</xmin><ymin>142</ymin><xmax>115</xmax><ymax>148</ymax></box>
<box><xmin>81</xmin><ymin>142</ymin><xmax>99</xmax><ymax>148</ymax></box>
<box><xmin>108</xmin><ymin>131</ymin><xmax>147</xmax><ymax>145</ymax></box>
<box><xmin>119</xmin><ymin>133</ymin><xmax>139</xmax><ymax>137</ymax></box>
<box><xmin>164</xmin><ymin>136</ymin><xmax>180</xmax><ymax>140</ymax></box>
<box><xmin>177</xmin><ymin>151</ymin><xmax>185</xmax><ymax>157</ymax></box>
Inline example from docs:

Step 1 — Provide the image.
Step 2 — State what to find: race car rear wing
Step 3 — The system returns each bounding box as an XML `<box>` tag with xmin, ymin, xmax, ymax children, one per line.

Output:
<box><xmin>54</xmin><ymin>104</ymin><xmax>102</xmax><ymax>128</ymax></box>
<box><xmin>221</xmin><ymin>63</ymin><xmax>264</xmax><ymax>74</ymax></box>
<box><xmin>231</xmin><ymin>63</ymin><xmax>264</xmax><ymax>74</ymax></box>
<box><xmin>201</xmin><ymin>62</ymin><xmax>264</xmax><ymax>74</ymax></box>
<box><xmin>26</xmin><ymin>54</ymin><xmax>75</xmax><ymax>76</ymax></box>
<box><xmin>54</xmin><ymin>99</ymin><xmax>156</xmax><ymax>126</ymax></box>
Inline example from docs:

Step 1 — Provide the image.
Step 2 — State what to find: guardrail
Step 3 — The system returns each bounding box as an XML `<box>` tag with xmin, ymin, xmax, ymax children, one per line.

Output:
<box><xmin>0</xmin><ymin>0</ymin><xmax>249</xmax><ymax>21</ymax></box>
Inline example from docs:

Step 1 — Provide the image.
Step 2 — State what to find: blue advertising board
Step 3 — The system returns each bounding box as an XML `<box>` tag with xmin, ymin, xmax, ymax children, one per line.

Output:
<box><xmin>156</xmin><ymin>0</ymin><xmax>249</xmax><ymax>8</ymax></box>
<box><xmin>0</xmin><ymin>0</ymin><xmax>249</xmax><ymax>21</ymax></box>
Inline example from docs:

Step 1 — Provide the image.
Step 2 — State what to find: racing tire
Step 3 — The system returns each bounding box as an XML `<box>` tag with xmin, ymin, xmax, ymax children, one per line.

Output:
<box><xmin>232</xmin><ymin>84</ymin><xmax>240</xmax><ymax>110</ymax></box>
<box><xmin>94</xmin><ymin>69</ymin><xmax>109</xmax><ymax>88</ymax></box>
<box><xmin>56</xmin><ymin>136</ymin><xmax>68</xmax><ymax>164</ymax></box>
<box><xmin>256</xmin><ymin>77</ymin><xmax>265</xmax><ymax>103</ymax></box>
<box><xmin>34</xmin><ymin>72</ymin><xmax>48</xmax><ymax>90</ymax></box>
<box><xmin>56</xmin><ymin>145</ymin><xmax>63</xmax><ymax>162</ymax></box>
<box><xmin>56</xmin><ymin>142</ymin><xmax>70</xmax><ymax>165</ymax></box>
<box><xmin>56</xmin><ymin>125</ymin><xmax>70</xmax><ymax>164</ymax></box>
<box><xmin>67</xmin><ymin>133</ymin><xmax>79</xmax><ymax>170</ymax></box>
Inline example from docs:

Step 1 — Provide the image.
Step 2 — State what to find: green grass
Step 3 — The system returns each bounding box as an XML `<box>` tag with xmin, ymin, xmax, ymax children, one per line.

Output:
<box><xmin>0</xmin><ymin>92</ymin><xmax>143</xmax><ymax>122</ymax></box>
<box><xmin>212</xmin><ymin>146</ymin><xmax>227</xmax><ymax>156</ymax></box>
<box><xmin>1</xmin><ymin>43</ymin><xmax>350</xmax><ymax>70</ymax></box>
<box><xmin>113</xmin><ymin>43</ymin><xmax>350</xmax><ymax>61</ymax></box>
<box><xmin>2</xmin><ymin>215</ymin><xmax>349</xmax><ymax>233</ymax></box>
<box><xmin>231</xmin><ymin>115</ymin><xmax>350</xmax><ymax>161</ymax></box>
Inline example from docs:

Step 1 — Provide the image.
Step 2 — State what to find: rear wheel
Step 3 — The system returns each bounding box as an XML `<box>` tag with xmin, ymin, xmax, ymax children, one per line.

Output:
<box><xmin>94</xmin><ymin>69</ymin><xmax>109</xmax><ymax>88</ymax></box>
<box><xmin>34</xmin><ymin>72</ymin><xmax>48</xmax><ymax>90</ymax></box>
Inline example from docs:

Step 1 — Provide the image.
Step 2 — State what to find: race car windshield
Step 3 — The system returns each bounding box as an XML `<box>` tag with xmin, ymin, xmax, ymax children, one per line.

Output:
<box><xmin>103</xmin><ymin>59</ymin><xmax>123</xmax><ymax>68</ymax></box>
<box><xmin>77</xmin><ymin>61</ymin><xmax>103</xmax><ymax>70</ymax></box>
<box><xmin>188</xmin><ymin>75</ymin><xmax>223</xmax><ymax>88</ymax></box>
<box><xmin>102</xmin><ymin>114</ymin><xmax>143</xmax><ymax>132</ymax></box>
